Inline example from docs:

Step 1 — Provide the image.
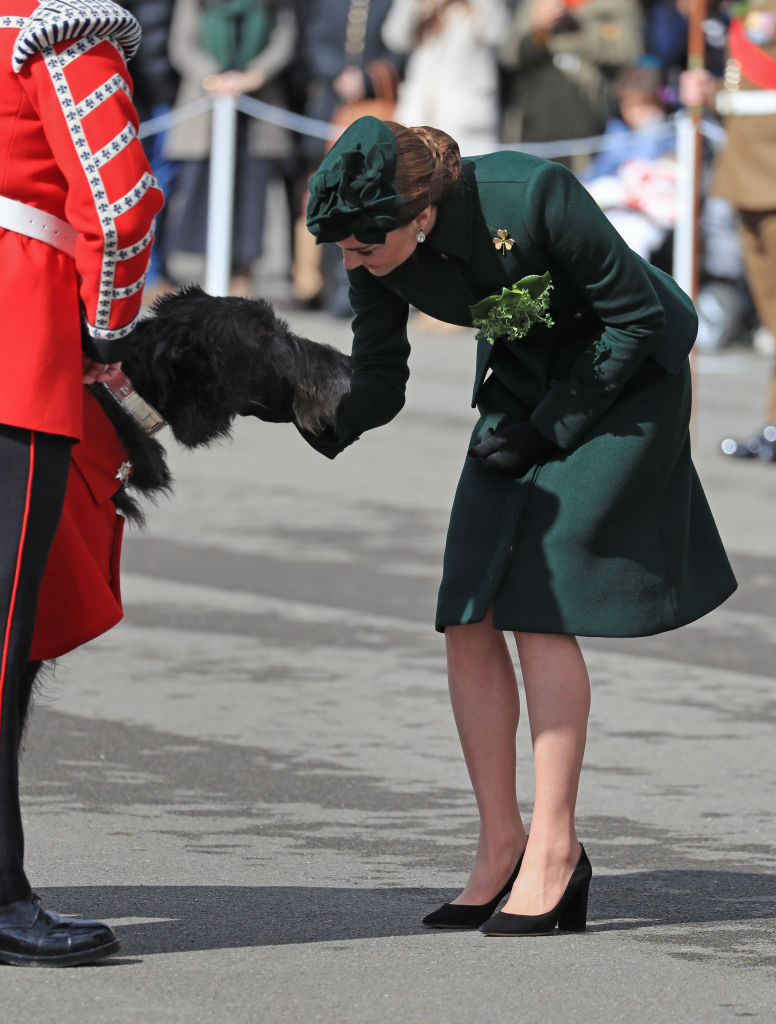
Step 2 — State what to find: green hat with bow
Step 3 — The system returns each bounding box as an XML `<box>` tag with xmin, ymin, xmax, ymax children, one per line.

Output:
<box><xmin>306</xmin><ymin>116</ymin><xmax>402</xmax><ymax>245</ymax></box>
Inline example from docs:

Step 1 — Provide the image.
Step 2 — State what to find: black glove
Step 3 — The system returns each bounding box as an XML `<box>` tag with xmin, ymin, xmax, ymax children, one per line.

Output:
<box><xmin>468</xmin><ymin>421</ymin><xmax>557</xmax><ymax>478</ymax></box>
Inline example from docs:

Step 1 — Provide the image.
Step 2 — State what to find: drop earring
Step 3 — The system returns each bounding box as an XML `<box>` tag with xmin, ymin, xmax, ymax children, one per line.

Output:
<box><xmin>416</xmin><ymin>228</ymin><xmax>426</xmax><ymax>244</ymax></box>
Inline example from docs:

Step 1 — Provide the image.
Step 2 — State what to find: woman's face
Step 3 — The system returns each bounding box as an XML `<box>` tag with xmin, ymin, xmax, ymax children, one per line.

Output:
<box><xmin>336</xmin><ymin>208</ymin><xmax>436</xmax><ymax>277</ymax></box>
<box><xmin>336</xmin><ymin>222</ymin><xmax>419</xmax><ymax>277</ymax></box>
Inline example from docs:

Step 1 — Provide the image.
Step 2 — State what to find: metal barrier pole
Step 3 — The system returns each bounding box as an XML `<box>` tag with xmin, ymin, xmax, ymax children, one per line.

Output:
<box><xmin>673</xmin><ymin>111</ymin><xmax>698</xmax><ymax>299</ymax></box>
<box><xmin>205</xmin><ymin>94</ymin><xmax>237</xmax><ymax>296</ymax></box>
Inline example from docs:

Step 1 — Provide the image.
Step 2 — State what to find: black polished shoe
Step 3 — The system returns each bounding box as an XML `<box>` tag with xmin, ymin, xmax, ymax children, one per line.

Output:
<box><xmin>720</xmin><ymin>424</ymin><xmax>776</xmax><ymax>460</ymax></box>
<box><xmin>0</xmin><ymin>893</ymin><xmax>119</xmax><ymax>967</ymax></box>
<box><xmin>479</xmin><ymin>844</ymin><xmax>592</xmax><ymax>937</ymax></box>
<box><xmin>422</xmin><ymin>852</ymin><xmax>524</xmax><ymax>929</ymax></box>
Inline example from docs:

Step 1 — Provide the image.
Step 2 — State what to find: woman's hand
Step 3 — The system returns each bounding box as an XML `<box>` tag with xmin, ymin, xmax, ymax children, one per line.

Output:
<box><xmin>333</xmin><ymin>66</ymin><xmax>367</xmax><ymax>103</ymax></box>
<box><xmin>203</xmin><ymin>69</ymin><xmax>266</xmax><ymax>96</ymax></box>
<box><xmin>468</xmin><ymin>421</ymin><xmax>557</xmax><ymax>478</ymax></box>
<box><xmin>82</xmin><ymin>358</ymin><xmax>122</xmax><ymax>385</ymax></box>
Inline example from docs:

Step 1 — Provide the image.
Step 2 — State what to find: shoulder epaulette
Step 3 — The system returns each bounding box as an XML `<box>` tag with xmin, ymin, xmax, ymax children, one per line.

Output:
<box><xmin>12</xmin><ymin>0</ymin><xmax>141</xmax><ymax>72</ymax></box>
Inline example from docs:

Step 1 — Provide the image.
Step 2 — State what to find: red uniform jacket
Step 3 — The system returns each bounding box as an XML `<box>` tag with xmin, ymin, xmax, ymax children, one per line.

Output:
<box><xmin>0</xmin><ymin>0</ymin><xmax>164</xmax><ymax>440</ymax></box>
<box><xmin>1</xmin><ymin>1</ymin><xmax>165</xmax><ymax>656</ymax></box>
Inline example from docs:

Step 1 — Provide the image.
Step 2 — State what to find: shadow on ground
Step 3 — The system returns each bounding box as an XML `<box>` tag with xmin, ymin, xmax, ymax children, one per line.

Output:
<box><xmin>35</xmin><ymin>869</ymin><xmax>775</xmax><ymax>956</ymax></box>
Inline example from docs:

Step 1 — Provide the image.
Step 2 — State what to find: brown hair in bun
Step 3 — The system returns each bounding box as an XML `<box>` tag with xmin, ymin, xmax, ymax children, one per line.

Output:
<box><xmin>385</xmin><ymin>122</ymin><xmax>462</xmax><ymax>224</ymax></box>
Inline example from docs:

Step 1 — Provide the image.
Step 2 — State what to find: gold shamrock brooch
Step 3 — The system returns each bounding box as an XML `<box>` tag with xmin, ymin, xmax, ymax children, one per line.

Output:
<box><xmin>493</xmin><ymin>229</ymin><xmax>515</xmax><ymax>255</ymax></box>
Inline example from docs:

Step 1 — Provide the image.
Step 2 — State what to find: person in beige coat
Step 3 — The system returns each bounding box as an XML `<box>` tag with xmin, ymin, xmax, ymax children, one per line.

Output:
<box><xmin>163</xmin><ymin>0</ymin><xmax>296</xmax><ymax>294</ymax></box>
<box><xmin>382</xmin><ymin>0</ymin><xmax>510</xmax><ymax>156</ymax></box>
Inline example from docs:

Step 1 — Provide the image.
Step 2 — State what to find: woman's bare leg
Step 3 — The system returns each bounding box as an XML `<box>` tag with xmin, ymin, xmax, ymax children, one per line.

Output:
<box><xmin>500</xmin><ymin>631</ymin><xmax>590</xmax><ymax>916</ymax></box>
<box><xmin>445</xmin><ymin>608</ymin><xmax>528</xmax><ymax>904</ymax></box>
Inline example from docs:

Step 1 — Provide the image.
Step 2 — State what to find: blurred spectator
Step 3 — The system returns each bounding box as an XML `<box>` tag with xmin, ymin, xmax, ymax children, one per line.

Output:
<box><xmin>382</xmin><ymin>0</ymin><xmax>509</xmax><ymax>155</ymax></box>
<box><xmin>290</xmin><ymin>0</ymin><xmax>403</xmax><ymax>315</ymax></box>
<box><xmin>163</xmin><ymin>0</ymin><xmax>296</xmax><ymax>296</ymax></box>
<box><xmin>644</xmin><ymin>1</ymin><xmax>728</xmax><ymax>101</ymax></box>
<box><xmin>297</xmin><ymin>0</ymin><xmax>401</xmax><ymax>156</ymax></box>
<box><xmin>644</xmin><ymin>0</ymin><xmax>687</xmax><ymax>100</ymax></box>
<box><xmin>124</xmin><ymin>0</ymin><xmax>179</xmax><ymax>300</ymax></box>
<box><xmin>644</xmin><ymin>2</ymin><xmax>750</xmax><ymax>351</ymax></box>
<box><xmin>681</xmin><ymin>0</ymin><xmax>776</xmax><ymax>459</ymax></box>
<box><xmin>582</xmin><ymin>62</ymin><xmax>677</xmax><ymax>264</ymax></box>
<box><xmin>277</xmin><ymin>0</ymin><xmax>312</xmax><ymax>278</ymax></box>
<box><xmin>499</xmin><ymin>0</ymin><xmax>644</xmax><ymax>172</ymax></box>
<box><xmin>646</xmin><ymin>0</ymin><xmax>687</xmax><ymax>66</ymax></box>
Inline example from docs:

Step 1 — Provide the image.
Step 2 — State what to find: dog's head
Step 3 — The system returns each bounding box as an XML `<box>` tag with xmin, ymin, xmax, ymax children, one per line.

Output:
<box><xmin>123</xmin><ymin>284</ymin><xmax>352</xmax><ymax>447</ymax></box>
<box><xmin>122</xmin><ymin>285</ymin><xmax>290</xmax><ymax>447</ymax></box>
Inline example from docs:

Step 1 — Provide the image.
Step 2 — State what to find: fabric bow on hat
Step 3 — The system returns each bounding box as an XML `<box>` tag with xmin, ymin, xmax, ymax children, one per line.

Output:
<box><xmin>306</xmin><ymin>116</ymin><xmax>403</xmax><ymax>244</ymax></box>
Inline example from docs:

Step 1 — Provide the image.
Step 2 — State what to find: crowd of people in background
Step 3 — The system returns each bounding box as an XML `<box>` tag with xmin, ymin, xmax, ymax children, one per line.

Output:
<box><xmin>125</xmin><ymin>1</ymin><xmax>767</xmax><ymax>377</ymax></box>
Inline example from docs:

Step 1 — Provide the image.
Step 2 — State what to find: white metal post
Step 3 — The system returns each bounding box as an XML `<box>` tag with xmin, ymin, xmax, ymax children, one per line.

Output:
<box><xmin>205</xmin><ymin>94</ymin><xmax>237</xmax><ymax>296</ymax></box>
<box><xmin>673</xmin><ymin>111</ymin><xmax>699</xmax><ymax>299</ymax></box>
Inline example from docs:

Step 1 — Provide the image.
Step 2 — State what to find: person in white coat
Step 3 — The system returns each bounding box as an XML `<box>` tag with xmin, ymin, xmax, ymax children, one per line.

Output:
<box><xmin>382</xmin><ymin>0</ymin><xmax>509</xmax><ymax>156</ymax></box>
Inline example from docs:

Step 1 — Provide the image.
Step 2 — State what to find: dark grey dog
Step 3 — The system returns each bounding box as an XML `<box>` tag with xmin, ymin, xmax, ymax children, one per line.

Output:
<box><xmin>121</xmin><ymin>284</ymin><xmax>352</xmax><ymax>448</ymax></box>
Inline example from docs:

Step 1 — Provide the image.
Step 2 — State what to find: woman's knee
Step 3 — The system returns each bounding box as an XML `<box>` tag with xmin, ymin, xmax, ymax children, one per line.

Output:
<box><xmin>446</xmin><ymin>611</ymin><xmax>510</xmax><ymax>669</ymax></box>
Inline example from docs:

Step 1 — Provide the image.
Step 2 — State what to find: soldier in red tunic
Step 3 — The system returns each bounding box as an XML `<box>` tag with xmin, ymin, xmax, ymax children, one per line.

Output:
<box><xmin>0</xmin><ymin>0</ymin><xmax>163</xmax><ymax>965</ymax></box>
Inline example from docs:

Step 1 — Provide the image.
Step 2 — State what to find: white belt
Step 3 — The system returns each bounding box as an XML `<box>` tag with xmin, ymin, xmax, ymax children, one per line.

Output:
<box><xmin>716</xmin><ymin>89</ymin><xmax>776</xmax><ymax>116</ymax></box>
<box><xmin>0</xmin><ymin>195</ymin><xmax>77</xmax><ymax>256</ymax></box>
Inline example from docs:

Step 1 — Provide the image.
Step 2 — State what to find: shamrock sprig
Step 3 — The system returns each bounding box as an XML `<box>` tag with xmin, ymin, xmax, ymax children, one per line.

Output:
<box><xmin>470</xmin><ymin>273</ymin><xmax>554</xmax><ymax>346</ymax></box>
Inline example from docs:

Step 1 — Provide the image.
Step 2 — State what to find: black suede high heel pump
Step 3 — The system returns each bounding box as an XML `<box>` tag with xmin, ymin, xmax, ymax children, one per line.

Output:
<box><xmin>422</xmin><ymin>852</ymin><xmax>524</xmax><ymax>929</ymax></box>
<box><xmin>479</xmin><ymin>845</ymin><xmax>592</xmax><ymax>936</ymax></box>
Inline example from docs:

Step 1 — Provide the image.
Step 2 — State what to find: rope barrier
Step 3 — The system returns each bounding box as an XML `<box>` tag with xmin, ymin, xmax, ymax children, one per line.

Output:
<box><xmin>137</xmin><ymin>94</ymin><xmax>727</xmax><ymax>154</ymax></box>
<box><xmin>139</xmin><ymin>94</ymin><xmax>726</xmax><ymax>297</ymax></box>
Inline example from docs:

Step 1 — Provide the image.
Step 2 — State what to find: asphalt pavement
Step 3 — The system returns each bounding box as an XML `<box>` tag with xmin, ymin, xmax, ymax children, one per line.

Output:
<box><xmin>8</xmin><ymin>256</ymin><xmax>776</xmax><ymax>1021</ymax></box>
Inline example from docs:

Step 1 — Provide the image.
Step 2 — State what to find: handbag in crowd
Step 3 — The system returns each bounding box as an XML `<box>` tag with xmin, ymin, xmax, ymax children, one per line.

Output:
<box><xmin>326</xmin><ymin>59</ymin><xmax>399</xmax><ymax>151</ymax></box>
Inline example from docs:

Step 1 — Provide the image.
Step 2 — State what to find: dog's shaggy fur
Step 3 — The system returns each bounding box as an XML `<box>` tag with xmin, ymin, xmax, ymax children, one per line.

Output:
<box><xmin>90</xmin><ymin>379</ymin><xmax>172</xmax><ymax>524</ymax></box>
<box><xmin>122</xmin><ymin>285</ymin><xmax>352</xmax><ymax>448</ymax></box>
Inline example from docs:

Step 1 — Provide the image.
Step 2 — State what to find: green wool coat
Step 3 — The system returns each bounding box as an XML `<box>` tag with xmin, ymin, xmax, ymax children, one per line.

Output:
<box><xmin>302</xmin><ymin>151</ymin><xmax>737</xmax><ymax>636</ymax></box>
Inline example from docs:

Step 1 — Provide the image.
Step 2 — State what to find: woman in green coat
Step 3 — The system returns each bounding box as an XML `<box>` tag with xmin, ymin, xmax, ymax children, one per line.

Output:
<box><xmin>303</xmin><ymin>116</ymin><xmax>737</xmax><ymax>936</ymax></box>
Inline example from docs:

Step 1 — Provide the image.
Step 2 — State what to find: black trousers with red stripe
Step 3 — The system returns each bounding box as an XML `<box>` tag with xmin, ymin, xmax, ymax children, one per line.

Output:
<box><xmin>0</xmin><ymin>425</ymin><xmax>72</xmax><ymax>907</ymax></box>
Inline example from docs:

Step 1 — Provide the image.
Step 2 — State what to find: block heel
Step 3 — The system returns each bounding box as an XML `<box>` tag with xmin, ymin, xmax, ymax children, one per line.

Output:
<box><xmin>479</xmin><ymin>844</ymin><xmax>592</xmax><ymax>937</ymax></box>
<box><xmin>557</xmin><ymin>875</ymin><xmax>589</xmax><ymax>931</ymax></box>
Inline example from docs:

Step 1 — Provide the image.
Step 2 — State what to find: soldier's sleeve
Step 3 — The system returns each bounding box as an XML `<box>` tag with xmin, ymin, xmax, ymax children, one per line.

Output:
<box><xmin>14</xmin><ymin>1</ymin><xmax>164</xmax><ymax>361</ymax></box>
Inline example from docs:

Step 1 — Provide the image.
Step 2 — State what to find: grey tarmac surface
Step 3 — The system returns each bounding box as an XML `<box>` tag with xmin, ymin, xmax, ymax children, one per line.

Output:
<box><xmin>9</xmin><ymin>302</ymin><xmax>776</xmax><ymax>1021</ymax></box>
